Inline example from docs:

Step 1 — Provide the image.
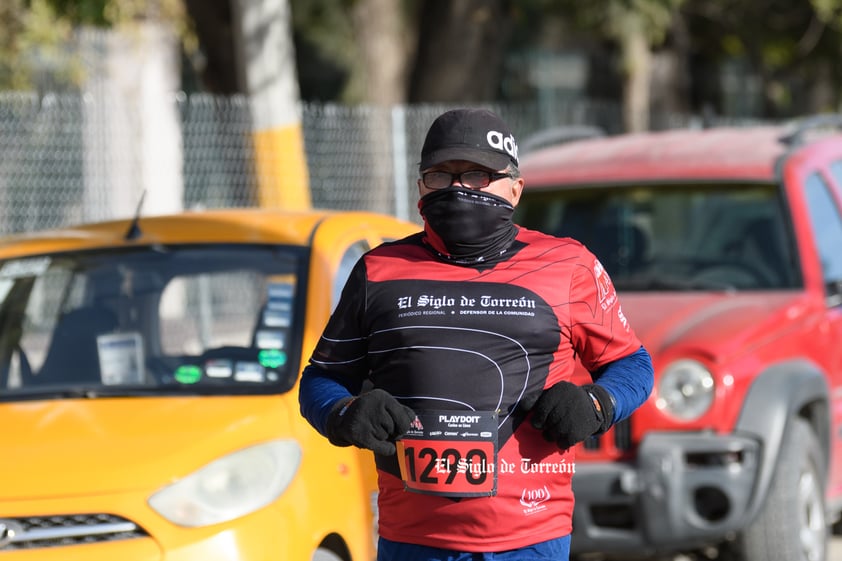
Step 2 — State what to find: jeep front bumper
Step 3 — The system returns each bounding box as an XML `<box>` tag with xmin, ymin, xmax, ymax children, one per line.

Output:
<box><xmin>570</xmin><ymin>431</ymin><xmax>760</xmax><ymax>555</ymax></box>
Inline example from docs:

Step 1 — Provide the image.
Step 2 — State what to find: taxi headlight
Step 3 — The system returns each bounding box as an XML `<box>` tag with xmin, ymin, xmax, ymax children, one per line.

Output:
<box><xmin>148</xmin><ymin>440</ymin><xmax>301</xmax><ymax>527</ymax></box>
<box><xmin>655</xmin><ymin>359</ymin><xmax>715</xmax><ymax>420</ymax></box>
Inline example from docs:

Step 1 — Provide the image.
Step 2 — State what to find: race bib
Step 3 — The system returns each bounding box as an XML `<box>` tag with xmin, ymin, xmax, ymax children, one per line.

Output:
<box><xmin>396</xmin><ymin>410</ymin><xmax>498</xmax><ymax>497</ymax></box>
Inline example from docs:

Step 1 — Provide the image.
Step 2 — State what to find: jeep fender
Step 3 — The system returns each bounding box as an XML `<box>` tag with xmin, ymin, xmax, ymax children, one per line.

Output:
<box><xmin>735</xmin><ymin>359</ymin><xmax>830</xmax><ymax>524</ymax></box>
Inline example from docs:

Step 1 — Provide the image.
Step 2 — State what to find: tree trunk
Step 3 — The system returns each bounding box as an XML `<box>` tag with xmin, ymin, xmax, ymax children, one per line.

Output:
<box><xmin>408</xmin><ymin>0</ymin><xmax>512</xmax><ymax>103</ymax></box>
<box><xmin>345</xmin><ymin>0</ymin><xmax>415</xmax><ymax>215</ymax></box>
<box><xmin>231</xmin><ymin>0</ymin><xmax>311</xmax><ymax>210</ymax></box>
<box><xmin>79</xmin><ymin>24</ymin><xmax>184</xmax><ymax>223</ymax></box>
<box><xmin>618</xmin><ymin>13</ymin><xmax>651</xmax><ymax>132</ymax></box>
<box><xmin>649</xmin><ymin>12</ymin><xmax>691</xmax><ymax>126</ymax></box>
<box><xmin>349</xmin><ymin>0</ymin><xmax>411</xmax><ymax>105</ymax></box>
<box><xmin>183</xmin><ymin>0</ymin><xmax>240</xmax><ymax>94</ymax></box>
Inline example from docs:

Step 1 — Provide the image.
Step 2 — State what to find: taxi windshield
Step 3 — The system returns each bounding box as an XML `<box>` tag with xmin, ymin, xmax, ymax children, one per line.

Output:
<box><xmin>0</xmin><ymin>245</ymin><xmax>306</xmax><ymax>400</ymax></box>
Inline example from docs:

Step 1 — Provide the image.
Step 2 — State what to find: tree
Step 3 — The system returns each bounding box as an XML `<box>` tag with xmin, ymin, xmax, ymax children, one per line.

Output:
<box><xmin>348</xmin><ymin>0</ymin><xmax>412</xmax><ymax>105</ymax></box>
<box><xmin>407</xmin><ymin>0</ymin><xmax>514</xmax><ymax>103</ymax></box>
<box><xmin>539</xmin><ymin>0</ymin><xmax>682</xmax><ymax>131</ymax></box>
<box><xmin>230</xmin><ymin>0</ymin><xmax>311</xmax><ymax>210</ymax></box>
<box><xmin>0</xmin><ymin>0</ymin><xmax>80</xmax><ymax>90</ymax></box>
<box><xmin>683</xmin><ymin>0</ymin><xmax>842</xmax><ymax>118</ymax></box>
<box><xmin>182</xmin><ymin>0</ymin><xmax>239</xmax><ymax>93</ymax></box>
<box><xmin>5</xmin><ymin>0</ymin><xmax>842</xmax><ymax>124</ymax></box>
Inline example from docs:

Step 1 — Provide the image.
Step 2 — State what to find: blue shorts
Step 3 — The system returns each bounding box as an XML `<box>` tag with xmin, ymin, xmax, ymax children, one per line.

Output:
<box><xmin>377</xmin><ymin>535</ymin><xmax>571</xmax><ymax>561</ymax></box>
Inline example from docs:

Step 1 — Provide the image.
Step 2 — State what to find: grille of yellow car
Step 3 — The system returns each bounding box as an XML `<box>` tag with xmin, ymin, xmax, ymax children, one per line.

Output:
<box><xmin>0</xmin><ymin>514</ymin><xmax>148</xmax><ymax>550</ymax></box>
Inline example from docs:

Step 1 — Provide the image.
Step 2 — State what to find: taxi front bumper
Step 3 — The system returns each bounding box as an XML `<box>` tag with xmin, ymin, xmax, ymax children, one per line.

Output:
<box><xmin>0</xmin><ymin>489</ymin><xmax>305</xmax><ymax>561</ymax></box>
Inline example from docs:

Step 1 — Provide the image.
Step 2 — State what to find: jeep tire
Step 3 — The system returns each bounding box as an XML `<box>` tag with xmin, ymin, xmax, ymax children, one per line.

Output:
<box><xmin>726</xmin><ymin>417</ymin><xmax>827</xmax><ymax>561</ymax></box>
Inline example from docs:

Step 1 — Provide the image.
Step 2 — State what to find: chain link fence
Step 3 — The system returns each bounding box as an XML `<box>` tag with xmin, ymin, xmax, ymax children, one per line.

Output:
<box><xmin>0</xmin><ymin>91</ymin><xmax>747</xmax><ymax>236</ymax></box>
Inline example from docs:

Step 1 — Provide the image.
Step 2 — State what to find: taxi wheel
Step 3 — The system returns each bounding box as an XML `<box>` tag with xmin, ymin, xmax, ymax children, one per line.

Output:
<box><xmin>312</xmin><ymin>547</ymin><xmax>343</xmax><ymax>561</ymax></box>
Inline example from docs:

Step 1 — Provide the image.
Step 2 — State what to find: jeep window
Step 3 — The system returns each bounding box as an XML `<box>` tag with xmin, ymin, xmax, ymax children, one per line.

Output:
<box><xmin>831</xmin><ymin>161</ymin><xmax>842</xmax><ymax>193</ymax></box>
<box><xmin>803</xmin><ymin>172</ymin><xmax>842</xmax><ymax>300</ymax></box>
<box><xmin>0</xmin><ymin>245</ymin><xmax>306</xmax><ymax>400</ymax></box>
<box><xmin>515</xmin><ymin>184</ymin><xmax>799</xmax><ymax>291</ymax></box>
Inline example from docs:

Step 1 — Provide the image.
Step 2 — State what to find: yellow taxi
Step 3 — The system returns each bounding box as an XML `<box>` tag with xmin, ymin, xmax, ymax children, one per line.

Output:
<box><xmin>0</xmin><ymin>209</ymin><xmax>419</xmax><ymax>561</ymax></box>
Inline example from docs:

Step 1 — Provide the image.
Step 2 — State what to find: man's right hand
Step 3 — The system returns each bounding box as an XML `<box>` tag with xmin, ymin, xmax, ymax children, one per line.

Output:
<box><xmin>325</xmin><ymin>389</ymin><xmax>416</xmax><ymax>456</ymax></box>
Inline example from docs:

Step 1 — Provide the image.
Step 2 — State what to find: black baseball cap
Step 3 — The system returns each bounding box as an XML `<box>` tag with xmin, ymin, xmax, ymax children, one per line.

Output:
<box><xmin>420</xmin><ymin>108</ymin><xmax>519</xmax><ymax>171</ymax></box>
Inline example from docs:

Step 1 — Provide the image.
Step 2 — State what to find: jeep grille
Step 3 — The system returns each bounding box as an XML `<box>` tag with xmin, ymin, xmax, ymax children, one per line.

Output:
<box><xmin>583</xmin><ymin>418</ymin><xmax>632</xmax><ymax>453</ymax></box>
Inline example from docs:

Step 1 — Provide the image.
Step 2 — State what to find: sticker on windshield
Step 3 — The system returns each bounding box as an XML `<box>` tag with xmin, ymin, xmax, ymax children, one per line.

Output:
<box><xmin>258</xmin><ymin>349</ymin><xmax>286</xmax><ymax>368</ymax></box>
<box><xmin>234</xmin><ymin>362</ymin><xmax>265</xmax><ymax>382</ymax></box>
<box><xmin>174</xmin><ymin>365</ymin><xmax>202</xmax><ymax>384</ymax></box>
<box><xmin>254</xmin><ymin>329</ymin><xmax>285</xmax><ymax>349</ymax></box>
<box><xmin>0</xmin><ymin>256</ymin><xmax>51</xmax><ymax>279</ymax></box>
<box><xmin>266</xmin><ymin>300</ymin><xmax>292</xmax><ymax>312</ymax></box>
<box><xmin>262</xmin><ymin>309</ymin><xmax>291</xmax><ymax>328</ymax></box>
<box><xmin>97</xmin><ymin>332</ymin><xmax>145</xmax><ymax>385</ymax></box>
<box><xmin>260</xmin><ymin>281</ymin><xmax>295</xmax><ymax>329</ymax></box>
<box><xmin>205</xmin><ymin>359</ymin><xmax>233</xmax><ymax>378</ymax></box>
<box><xmin>268</xmin><ymin>282</ymin><xmax>294</xmax><ymax>299</ymax></box>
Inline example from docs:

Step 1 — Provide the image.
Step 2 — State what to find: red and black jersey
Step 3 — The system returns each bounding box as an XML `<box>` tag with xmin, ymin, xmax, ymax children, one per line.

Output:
<box><xmin>309</xmin><ymin>226</ymin><xmax>642</xmax><ymax>551</ymax></box>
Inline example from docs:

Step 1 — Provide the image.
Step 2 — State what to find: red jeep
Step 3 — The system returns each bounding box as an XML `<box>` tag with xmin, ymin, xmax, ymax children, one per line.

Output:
<box><xmin>516</xmin><ymin>116</ymin><xmax>842</xmax><ymax>561</ymax></box>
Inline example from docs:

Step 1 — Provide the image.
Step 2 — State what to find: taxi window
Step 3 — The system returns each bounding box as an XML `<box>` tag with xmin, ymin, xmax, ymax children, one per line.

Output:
<box><xmin>0</xmin><ymin>245</ymin><xmax>306</xmax><ymax>397</ymax></box>
<box><xmin>332</xmin><ymin>240</ymin><xmax>370</xmax><ymax>310</ymax></box>
<box><xmin>160</xmin><ymin>270</ymin><xmax>265</xmax><ymax>355</ymax></box>
<box><xmin>11</xmin><ymin>263</ymin><xmax>73</xmax><ymax>376</ymax></box>
<box><xmin>831</xmin><ymin>161</ymin><xmax>842</xmax><ymax>198</ymax></box>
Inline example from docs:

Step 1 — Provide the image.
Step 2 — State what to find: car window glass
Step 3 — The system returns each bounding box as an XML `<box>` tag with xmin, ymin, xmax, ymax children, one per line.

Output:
<box><xmin>333</xmin><ymin>240</ymin><xmax>369</xmax><ymax>310</ymax></box>
<box><xmin>160</xmin><ymin>270</ymin><xmax>266</xmax><ymax>355</ymax></box>
<box><xmin>515</xmin><ymin>183</ymin><xmax>797</xmax><ymax>291</ymax></box>
<box><xmin>16</xmin><ymin>265</ymin><xmax>73</xmax><ymax>375</ymax></box>
<box><xmin>830</xmin><ymin>161</ymin><xmax>842</xmax><ymax>196</ymax></box>
<box><xmin>803</xmin><ymin>172</ymin><xmax>842</xmax><ymax>285</ymax></box>
<box><xmin>0</xmin><ymin>246</ymin><xmax>304</xmax><ymax>396</ymax></box>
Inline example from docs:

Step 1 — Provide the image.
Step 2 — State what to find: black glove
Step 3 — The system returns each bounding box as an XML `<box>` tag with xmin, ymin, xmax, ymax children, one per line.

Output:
<box><xmin>325</xmin><ymin>389</ymin><xmax>416</xmax><ymax>456</ymax></box>
<box><xmin>527</xmin><ymin>381</ymin><xmax>615</xmax><ymax>449</ymax></box>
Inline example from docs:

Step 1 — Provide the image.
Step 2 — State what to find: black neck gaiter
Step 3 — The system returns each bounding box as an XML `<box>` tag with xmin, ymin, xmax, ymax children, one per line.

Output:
<box><xmin>418</xmin><ymin>187</ymin><xmax>518</xmax><ymax>266</ymax></box>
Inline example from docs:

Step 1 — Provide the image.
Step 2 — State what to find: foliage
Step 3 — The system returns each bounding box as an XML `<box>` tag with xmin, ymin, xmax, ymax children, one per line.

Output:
<box><xmin>685</xmin><ymin>0</ymin><xmax>842</xmax><ymax>115</ymax></box>
<box><xmin>810</xmin><ymin>0</ymin><xmax>842</xmax><ymax>29</ymax></box>
<box><xmin>289</xmin><ymin>0</ymin><xmax>418</xmax><ymax>103</ymax></box>
<box><xmin>43</xmin><ymin>0</ymin><xmax>185</xmax><ymax>27</ymax></box>
<box><xmin>2</xmin><ymin>0</ymin><xmax>841</xmax><ymax>116</ymax></box>
<box><xmin>288</xmin><ymin>0</ymin><xmax>357</xmax><ymax>101</ymax></box>
<box><xmin>0</xmin><ymin>0</ymin><xmax>78</xmax><ymax>90</ymax></box>
<box><xmin>0</xmin><ymin>0</ymin><xmax>192</xmax><ymax>90</ymax></box>
<box><xmin>289</xmin><ymin>0</ymin><xmax>356</xmax><ymax>70</ymax></box>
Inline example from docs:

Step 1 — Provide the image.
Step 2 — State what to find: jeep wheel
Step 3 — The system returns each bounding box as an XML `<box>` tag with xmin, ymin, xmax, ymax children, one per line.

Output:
<box><xmin>727</xmin><ymin>417</ymin><xmax>827</xmax><ymax>561</ymax></box>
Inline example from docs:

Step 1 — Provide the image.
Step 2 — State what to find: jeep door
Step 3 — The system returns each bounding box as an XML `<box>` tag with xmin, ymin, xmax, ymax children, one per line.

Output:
<box><xmin>796</xmin><ymin>157</ymin><xmax>842</xmax><ymax>499</ymax></box>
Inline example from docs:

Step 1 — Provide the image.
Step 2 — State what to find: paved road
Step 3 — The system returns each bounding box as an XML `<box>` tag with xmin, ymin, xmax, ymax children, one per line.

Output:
<box><xmin>667</xmin><ymin>536</ymin><xmax>842</xmax><ymax>560</ymax></box>
<box><xmin>585</xmin><ymin>535</ymin><xmax>842</xmax><ymax>560</ymax></box>
<box><xmin>655</xmin><ymin>538</ymin><xmax>842</xmax><ymax>560</ymax></box>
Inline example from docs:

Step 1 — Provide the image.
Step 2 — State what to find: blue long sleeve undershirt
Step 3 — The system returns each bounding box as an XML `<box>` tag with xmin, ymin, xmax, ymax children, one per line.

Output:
<box><xmin>299</xmin><ymin>366</ymin><xmax>359</xmax><ymax>436</ymax></box>
<box><xmin>591</xmin><ymin>346</ymin><xmax>654</xmax><ymax>422</ymax></box>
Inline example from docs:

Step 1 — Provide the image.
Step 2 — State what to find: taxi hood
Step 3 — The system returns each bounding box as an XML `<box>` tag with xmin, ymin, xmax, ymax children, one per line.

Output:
<box><xmin>618</xmin><ymin>290</ymin><xmax>809</xmax><ymax>359</ymax></box>
<box><xmin>2</xmin><ymin>395</ymin><xmax>294</xmax><ymax>500</ymax></box>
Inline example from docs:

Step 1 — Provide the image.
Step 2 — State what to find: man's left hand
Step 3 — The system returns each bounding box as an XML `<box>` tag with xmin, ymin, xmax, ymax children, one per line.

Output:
<box><xmin>527</xmin><ymin>381</ymin><xmax>614</xmax><ymax>449</ymax></box>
